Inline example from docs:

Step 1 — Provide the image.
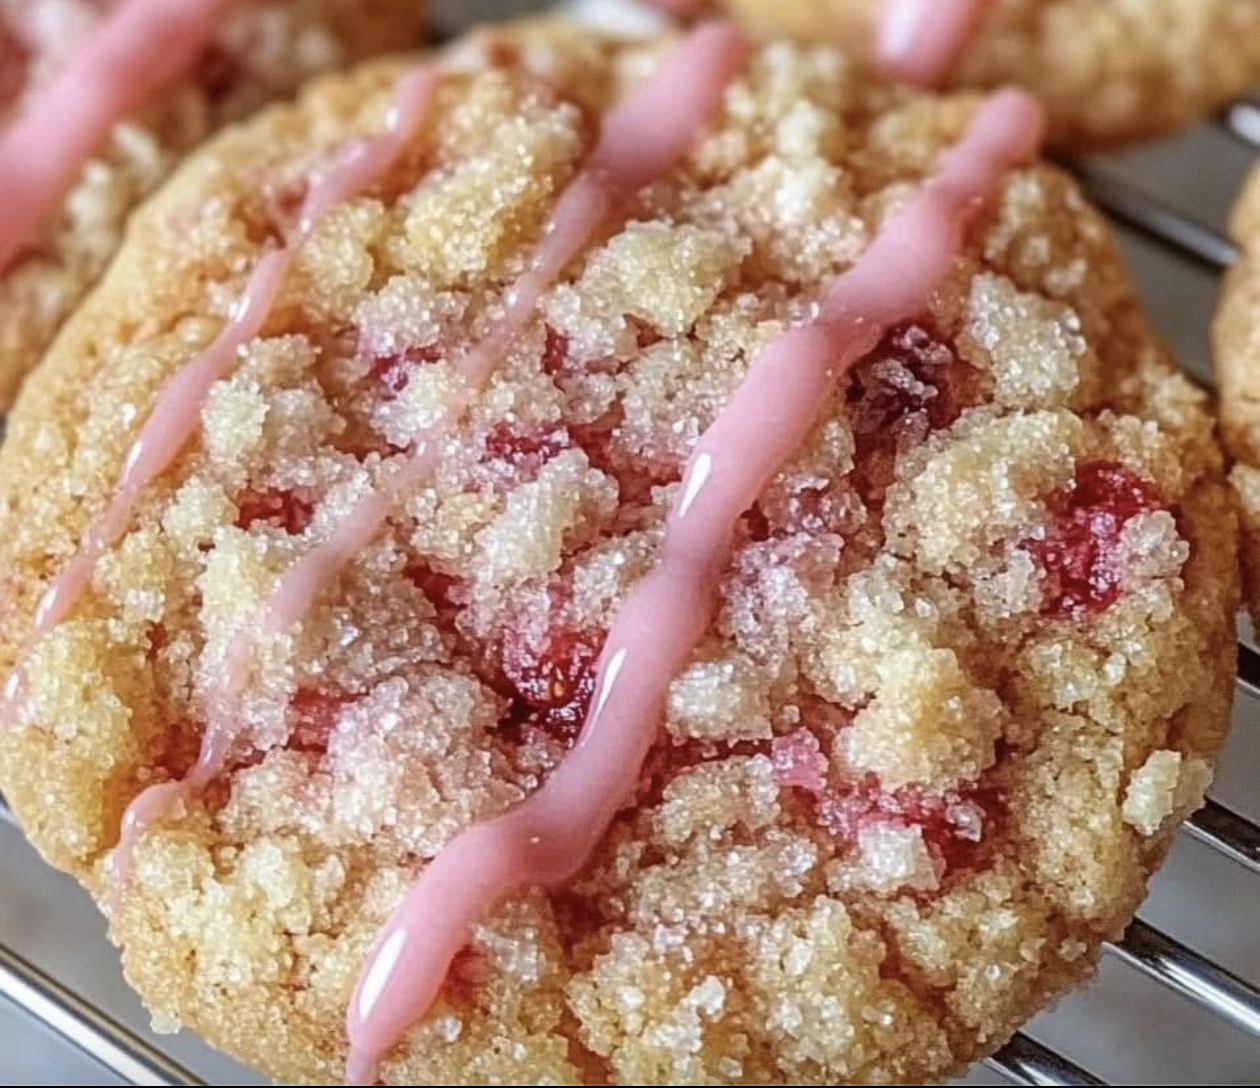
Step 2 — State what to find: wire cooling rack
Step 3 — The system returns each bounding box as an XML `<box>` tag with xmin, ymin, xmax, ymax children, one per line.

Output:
<box><xmin>1</xmin><ymin>6</ymin><xmax>1260</xmax><ymax>1082</ymax></box>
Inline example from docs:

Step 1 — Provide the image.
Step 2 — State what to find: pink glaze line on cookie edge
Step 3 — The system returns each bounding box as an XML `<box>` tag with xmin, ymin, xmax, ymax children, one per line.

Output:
<box><xmin>1</xmin><ymin>246</ymin><xmax>288</xmax><ymax>727</ymax></box>
<box><xmin>3</xmin><ymin>66</ymin><xmax>441</xmax><ymax>735</ymax></box>
<box><xmin>105</xmin><ymin>66</ymin><xmax>441</xmax><ymax>900</ymax></box>
<box><xmin>344</xmin><ymin>85</ymin><xmax>1044</xmax><ymax>1088</ymax></box>
<box><xmin>0</xmin><ymin>68</ymin><xmax>427</xmax><ymax>915</ymax></box>
<box><xmin>877</xmin><ymin>0</ymin><xmax>994</xmax><ymax>87</ymax></box>
<box><xmin>0</xmin><ymin>0</ymin><xmax>242</xmax><ymax>275</ymax></box>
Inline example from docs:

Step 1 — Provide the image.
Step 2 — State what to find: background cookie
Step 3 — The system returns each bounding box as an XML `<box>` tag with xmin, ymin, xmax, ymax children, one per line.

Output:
<box><xmin>0</xmin><ymin>19</ymin><xmax>1238</xmax><ymax>1085</ymax></box>
<box><xmin>1214</xmin><ymin>165</ymin><xmax>1260</xmax><ymax>622</ymax></box>
<box><xmin>711</xmin><ymin>0</ymin><xmax>1260</xmax><ymax>149</ymax></box>
<box><xmin>0</xmin><ymin>0</ymin><xmax>428</xmax><ymax>413</ymax></box>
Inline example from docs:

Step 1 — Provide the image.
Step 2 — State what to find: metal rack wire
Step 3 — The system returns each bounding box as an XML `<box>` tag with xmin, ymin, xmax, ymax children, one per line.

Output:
<box><xmin>0</xmin><ymin>95</ymin><xmax>1258</xmax><ymax>1088</ymax></box>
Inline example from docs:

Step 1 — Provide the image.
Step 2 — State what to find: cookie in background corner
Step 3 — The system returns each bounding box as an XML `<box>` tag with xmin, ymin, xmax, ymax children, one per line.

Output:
<box><xmin>648</xmin><ymin>0</ymin><xmax>1260</xmax><ymax>150</ymax></box>
<box><xmin>1214</xmin><ymin>163</ymin><xmax>1260</xmax><ymax>626</ymax></box>
<box><xmin>0</xmin><ymin>0</ymin><xmax>428</xmax><ymax>414</ymax></box>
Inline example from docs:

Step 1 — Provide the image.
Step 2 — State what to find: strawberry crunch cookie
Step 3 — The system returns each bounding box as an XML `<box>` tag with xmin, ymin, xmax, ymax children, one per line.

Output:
<box><xmin>1215</xmin><ymin>166</ymin><xmax>1260</xmax><ymax>623</ymax></box>
<box><xmin>682</xmin><ymin>0</ymin><xmax>1260</xmax><ymax>149</ymax></box>
<box><xmin>0</xmin><ymin>17</ymin><xmax>1240</xmax><ymax>1087</ymax></box>
<box><xmin>0</xmin><ymin>0</ymin><xmax>428</xmax><ymax>411</ymax></box>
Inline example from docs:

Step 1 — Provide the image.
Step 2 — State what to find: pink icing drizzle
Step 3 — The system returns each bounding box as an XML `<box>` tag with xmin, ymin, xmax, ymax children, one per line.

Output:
<box><xmin>103</xmin><ymin>68</ymin><xmax>442</xmax><ymax>899</ymax></box>
<box><xmin>110</xmin><ymin>25</ymin><xmax>746</xmax><ymax>904</ymax></box>
<box><xmin>876</xmin><ymin>0</ymin><xmax>994</xmax><ymax>86</ymax></box>
<box><xmin>1</xmin><ymin>248</ymin><xmax>283</xmax><ymax>724</ymax></box>
<box><xmin>344</xmin><ymin>86</ymin><xmax>1043</xmax><ymax>1085</ymax></box>
<box><xmin>3</xmin><ymin>67</ymin><xmax>440</xmax><ymax>735</ymax></box>
<box><xmin>0</xmin><ymin>0</ymin><xmax>242</xmax><ymax>274</ymax></box>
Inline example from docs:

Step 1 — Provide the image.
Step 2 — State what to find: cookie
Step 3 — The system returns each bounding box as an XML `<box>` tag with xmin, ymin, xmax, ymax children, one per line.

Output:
<box><xmin>0</xmin><ymin>0</ymin><xmax>428</xmax><ymax>413</ymax></box>
<box><xmin>1214</xmin><ymin>165</ymin><xmax>1260</xmax><ymax>622</ymax></box>
<box><xmin>695</xmin><ymin>0</ymin><xmax>1260</xmax><ymax>149</ymax></box>
<box><xmin>0</xmin><ymin>18</ymin><xmax>1238</xmax><ymax>1086</ymax></box>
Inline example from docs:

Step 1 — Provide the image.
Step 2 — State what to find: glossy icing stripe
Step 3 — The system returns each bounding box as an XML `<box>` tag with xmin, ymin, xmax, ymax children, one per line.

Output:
<box><xmin>344</xmin><ymin>85</ymin><xmax>1044</xmax><ymax>1086</ymax></box>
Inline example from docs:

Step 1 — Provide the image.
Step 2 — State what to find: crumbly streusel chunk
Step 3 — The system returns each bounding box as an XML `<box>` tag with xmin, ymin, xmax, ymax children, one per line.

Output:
<box><xmin>0</xmin><ymin>21</ymin><xmax>1238</xmax><ymax>1086</ymax></box>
